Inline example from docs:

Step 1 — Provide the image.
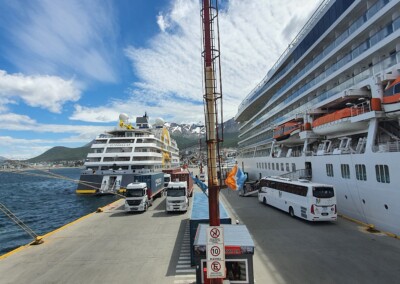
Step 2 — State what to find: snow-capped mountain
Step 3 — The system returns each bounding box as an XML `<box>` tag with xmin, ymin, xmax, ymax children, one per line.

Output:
<box><xmin>165</xmin><ymin>118</ymin><xmax>238</xmax><ymax>137</ymax></box>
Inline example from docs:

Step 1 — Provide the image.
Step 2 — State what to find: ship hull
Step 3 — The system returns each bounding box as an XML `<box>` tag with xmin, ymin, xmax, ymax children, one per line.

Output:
<box><xmin>238</xmin><ymin>152</ymin><xmax>400</xmax><ymax>236</ymax></box>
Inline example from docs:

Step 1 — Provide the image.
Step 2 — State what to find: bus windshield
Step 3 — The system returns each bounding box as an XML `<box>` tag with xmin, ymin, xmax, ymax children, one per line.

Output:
<box><xmin>313</xmin><ymin>187</ymin><xmax>334</xmax><ymax>198</ymax></box>
<box><xmin>167</xmin><ymin>187</ymin><xmax>186</xmax><ymax>197</ymax></box>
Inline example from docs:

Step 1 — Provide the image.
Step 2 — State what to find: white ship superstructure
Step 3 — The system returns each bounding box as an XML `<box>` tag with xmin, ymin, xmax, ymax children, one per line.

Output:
<box><xmin>236</xmin><ymin>0</ymin><xmax>400</xmax><ymax>235</ymax></box>
<box><xmin>76</xmin><ymin>113</ymin><xmax>180</xmax><ymax>194</ymax></box>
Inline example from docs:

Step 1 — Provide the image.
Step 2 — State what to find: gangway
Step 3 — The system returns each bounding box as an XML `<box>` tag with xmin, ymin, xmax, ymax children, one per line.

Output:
<box><xmin>239</xmin><ymin>180</ymin><xmax>259</xmax><ymax>197</ymax></box>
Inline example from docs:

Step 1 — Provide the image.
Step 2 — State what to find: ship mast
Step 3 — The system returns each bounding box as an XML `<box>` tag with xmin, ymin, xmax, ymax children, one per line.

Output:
<box><xmin>201</xmin><ymin>0</ymin><xmax>224</xmax><ymax>234</ymax></box>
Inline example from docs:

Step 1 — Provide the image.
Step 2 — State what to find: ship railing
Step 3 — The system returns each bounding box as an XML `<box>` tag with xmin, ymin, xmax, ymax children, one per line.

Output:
<box><xmin>372</xmin><ymin>141</ymin><xmax>400</xmax><ymax>153</ymax></box>
<box><xmin>349</xmin><ymin>100</ymin><xmax>371</xmax><ymax>116</ymax></box>
<box><xmin>237</xmin><ymin>0</ymin><xmax>332</xmax><ymax>113</ymax></box>
<box><xmin>280</xmin><ymin>169</ymin><xmax>312</xmax><ymax>180</ymax></box>
<box><xmin>304</xmin><ymin>151</ymin><xmax>314</xmax><ymax>157</ymax></box>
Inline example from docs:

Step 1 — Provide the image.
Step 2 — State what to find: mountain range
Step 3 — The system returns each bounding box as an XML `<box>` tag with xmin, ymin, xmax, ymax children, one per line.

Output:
<box><xmin>26</xmin><ymin>118</ymin><xmax>239</xmax><ymax>163</ymax></box>
<box><xmin>167</xmin><ymin>117</ymin><xmax>238</xmax><ymax>136</ymax></box>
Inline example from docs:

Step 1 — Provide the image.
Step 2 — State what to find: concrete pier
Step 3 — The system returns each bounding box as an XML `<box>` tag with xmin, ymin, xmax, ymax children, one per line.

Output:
<box><xmin>0</xmin><ymin>198</ymin><xmax>194</xmax><ymax>284</ymax></box>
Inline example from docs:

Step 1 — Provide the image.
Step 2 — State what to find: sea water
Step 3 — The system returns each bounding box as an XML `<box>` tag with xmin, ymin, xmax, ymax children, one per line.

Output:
<box><xmin>0</xmin><ymin>168</ymin><xmax>118</xmax><ymax>255</ymax></box>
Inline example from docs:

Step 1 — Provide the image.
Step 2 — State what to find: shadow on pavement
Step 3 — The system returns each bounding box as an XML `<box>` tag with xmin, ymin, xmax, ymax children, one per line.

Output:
<box><xmin>165</xmin><ymin>218</ymin><xmax>190</xmax><ymax>277</ymax></box>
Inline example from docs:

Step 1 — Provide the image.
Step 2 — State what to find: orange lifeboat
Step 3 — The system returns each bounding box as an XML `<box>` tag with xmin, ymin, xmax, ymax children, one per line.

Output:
<box><xmin>312</xmin><ymin>107</ymin><xmax>368</xmax><ymax>135</ymax></box>
<box><xmin>273</xmin><ymin>120</ymin><xmax>302</xmax><ymax>142</ymax></box>
<box><xmin>383</xmin><ymin>76</ymin><xmax>400</xmax><ymax>117</ymax></box>
<box><xmin>312</xmin><ymin>107</ymin><xmax>352</xmax><ymax>128</ymax></box>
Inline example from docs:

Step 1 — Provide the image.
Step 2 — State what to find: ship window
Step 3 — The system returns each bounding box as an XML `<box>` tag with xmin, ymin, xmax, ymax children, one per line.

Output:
<box><xmin>272</xmin><ymin>163</ymin><xmax>275</xmax><ymax>170</ymax></box>
<box><xmin>326</xmin><ymin>164</ymin><xmax>334</xmax><ymax>177</ymax></box>
<box><xmin>292</xmin><ymin>163</ymin><xmax>296</xmax><ymax>172</ymax></box>
<box><xmin>280</xmin><ymin>163</ymin><xmax>284</xmax><ymax>171</ymax></box>
<box><xmin>394</xmin><ymin>84</ymin><xmax>400</xmax><ymax>94</ymax></box>
<box><xmin>286</xmin><ymin>163</ymin><xmax>290</xmax><ymax>172</ymax></box>
<box><xmin>262</xmin><ymin>163</ymin><xmax>264</xmax><ymax>169</ymax></box>
<box><xmin>355</xmin><ymin>164</ymin><xmax>367</xmax><ymax>181</ymax></box>
<box><xmin>375</xmin><ymin>165</ymin><xmax>390</xmax><ymax>183</ymax></box>
<box><xmin>268</xmin><ymin>163</ymin><xmax>271</xmax><ymax>170</ymax></box>
<box><xmin>276</xmin><ymin>163</ymin><xmax>279</xmax><ymax>170</ymax></box>
<box><xmin>341</xmin><ymin>164</ymin><xmax>350</xmax><ymax>179</ymax></box>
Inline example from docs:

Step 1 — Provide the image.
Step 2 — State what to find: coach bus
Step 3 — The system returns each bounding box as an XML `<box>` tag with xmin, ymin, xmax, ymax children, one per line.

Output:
<box><xmin>258</xmin><ymin>176</ymin><xmax>337</xmax><ymax>221</ymax></box>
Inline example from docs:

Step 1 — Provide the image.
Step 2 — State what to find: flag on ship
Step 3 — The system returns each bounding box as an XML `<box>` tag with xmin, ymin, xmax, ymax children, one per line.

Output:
<box><xmin>225</xmin><ymin>164</ymin><xmax>247</xmax><ymax>191</ymax></box>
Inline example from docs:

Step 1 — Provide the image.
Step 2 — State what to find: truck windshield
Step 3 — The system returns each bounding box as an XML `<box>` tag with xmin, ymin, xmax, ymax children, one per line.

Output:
<box><xmin>167</xmin><ymin>187</ymin><xmax>186</xmax><ymax>197</ymax></box>
<box><xmin>126</xmin><ymin>189</ymin><xmax>144</xmax><ymax>197</ymax></box>
<box><xmin>164</xmin><ymin>177</ymin><xmax>170</xmax><ymax>182</ymax></box>
<box><xmin>313</xmin><ymin>187</ymin><xmax>334</xmax><ymax>198</ymax></box>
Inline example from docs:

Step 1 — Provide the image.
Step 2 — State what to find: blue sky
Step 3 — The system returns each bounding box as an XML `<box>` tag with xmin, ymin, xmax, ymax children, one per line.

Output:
<box><xmin>0</xmin><ymin>0</ymin><xmax>319</xmax><ymax>159</ymax></box>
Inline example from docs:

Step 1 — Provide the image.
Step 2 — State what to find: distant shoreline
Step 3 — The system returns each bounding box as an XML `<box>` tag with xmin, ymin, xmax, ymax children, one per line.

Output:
<box><xmin>0</xmin><ymin>166</ymin><xmax>82</xmax><ymax>173</ymax></box>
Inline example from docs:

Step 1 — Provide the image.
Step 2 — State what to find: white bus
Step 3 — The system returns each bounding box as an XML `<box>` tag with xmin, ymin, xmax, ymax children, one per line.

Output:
<box><xmin>258</xmin><ymin>177</ymin><xmax>337</xmax><ymax>221</ymax></box>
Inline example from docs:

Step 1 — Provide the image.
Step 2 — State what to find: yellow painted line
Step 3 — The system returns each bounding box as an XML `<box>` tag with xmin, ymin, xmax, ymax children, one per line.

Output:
<box><xmin>0</xmin><ymin>199</ymin><xmax>123</xmax><ymax>260</ymax></box>
<box><xmin>338</xmin><ymin>214</ymin><xmax>369</xmax><ymax>227</ymax></box>
<box><xmin>76</xmin><ymin>189</ymin><xmax>97</xmax><ymax>194</ymax></box>
<box><xmin>339</xmin><ymin>214</ymin><xmax>399</xmax><ymax>240</ymax></box>
<box><xmin>0</xmin><ymin>243</ymin><xmax>31</xmax><ymax>260</ymax></box>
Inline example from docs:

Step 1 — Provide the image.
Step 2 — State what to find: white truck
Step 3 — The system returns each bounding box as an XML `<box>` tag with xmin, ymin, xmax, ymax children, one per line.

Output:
<box><xmin>125</xmin><ymin>182</ymin><xmax>150</xmax><ymax>212</ymax></box>
<box><xmin>199</xmin><ymin>173</ymin><xmax>206</xmax><ymax>182</ymax></box>
<box><xmin>165</xmin><ymin>181</ymin><xmax>189</xmax><ymax>212</ymax></box>
<box><xmin>164</xmin><ymin>174</ymin><xmax>171</xmax><ymax>187</ymax></box>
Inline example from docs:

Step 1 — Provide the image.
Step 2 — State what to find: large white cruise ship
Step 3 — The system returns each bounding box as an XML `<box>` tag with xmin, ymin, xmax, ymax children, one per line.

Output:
<box><xmin>236</xmin><ymin>0</ymin><xmax>400</xmax><ymax>235</ymax></box>
<box><xmin>76</xmin><ymin>113</ymin><xmax>180</xmax><ymax>194</ymax></box>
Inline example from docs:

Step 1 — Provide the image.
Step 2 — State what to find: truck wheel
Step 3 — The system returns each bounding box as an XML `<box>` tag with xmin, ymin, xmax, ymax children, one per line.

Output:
<box><xmin>263</xmin><ymin>197</ymin><xmax>267</xmax><ymax>205</ymax></box>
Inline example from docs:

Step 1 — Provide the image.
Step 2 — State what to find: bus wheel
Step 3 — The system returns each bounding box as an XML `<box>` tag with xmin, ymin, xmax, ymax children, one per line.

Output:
<box><xmin>289</xmin><ymin>207</ymin><xmax>294</xmax><ymax>217</ymax></box>
<box><xmin>263</xmin><ymin>197</ymin><xmax>267</xmax><ymax>205</ymax></box>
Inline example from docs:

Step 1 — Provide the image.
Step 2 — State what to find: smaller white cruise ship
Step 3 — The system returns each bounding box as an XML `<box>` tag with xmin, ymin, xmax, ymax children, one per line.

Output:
<box><xmin>76</xmin><ymin>113</ymin><xmax>180</xmax><ymax>194</ymax></box>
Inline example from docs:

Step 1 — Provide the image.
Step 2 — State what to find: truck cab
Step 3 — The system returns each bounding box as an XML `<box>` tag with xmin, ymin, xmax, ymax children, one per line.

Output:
<box><xmin>164</xmin><ymin>174</ymin><xmax>171</xmax><ymax>187</ymax></box>
<box><xmin>125</xmin><ymin>182</ymin><xmax>149</xmax><ymax>212</ymax></box>
<box><xmin>166</xmin><ymin>181</ymin><xmax>189</xmax><ymax>212</ymax></box>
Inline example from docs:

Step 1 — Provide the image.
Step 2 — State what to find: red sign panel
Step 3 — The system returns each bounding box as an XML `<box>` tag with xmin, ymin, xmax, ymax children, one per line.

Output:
<box><xmin>225</xmin><ymin>246</ymin><xmax>241</xmax><ymax>255</ymax></box>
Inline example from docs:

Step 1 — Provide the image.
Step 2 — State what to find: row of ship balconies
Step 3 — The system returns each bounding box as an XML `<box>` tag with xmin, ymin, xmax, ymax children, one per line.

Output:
<box><xmin>238</xmin><ymin>40</ymin><xmax>400</xmax><ymax>148</ymax></box>
<box><xmin>240</xmin><ymin>8</ymin><xmax>400</xmax><ymax>137</ymax></box>
<box><xmin>236</xmin><ymin>0</ymin><xmax>398</xmax><ymax>121</ymax></box>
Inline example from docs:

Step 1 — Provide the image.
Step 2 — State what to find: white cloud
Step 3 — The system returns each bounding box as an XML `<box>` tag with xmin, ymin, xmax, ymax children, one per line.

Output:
<box><xmin>0</xmin><ymin>137</ymin><xmax>53</xmax><ymax>160</ymax></box>
<box><xmin>157</xmin><ymin>13</ymin><xmax>170</xmax><ymax>32</ymax></box>
<box><xmin>1</xmin><ymin>0</ymin><xmax>118</xmax><ymax>83</ymax></box>
<box><xmin>0</xmin><ymin>113</ymin><xmax>107</xmax><ymax>135</ymax></box>
<box><xmin>0</xmin><ymin>70</ymin><xmax>81</xmax><ymax>113</ymax></box>
<box><xmin>70</xmin><ymin>96</ymin><xmax>205</xmax><ymax>125</ymax></box>
<box><xmin>0</xmin><ymin>113</ymin><xmax>112</xmax><ymax>159</ymax></box>
<box><xmin>122</xmin><ymin>0</ymin><xmax>319</xmax><ymax>122</ymax></box>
